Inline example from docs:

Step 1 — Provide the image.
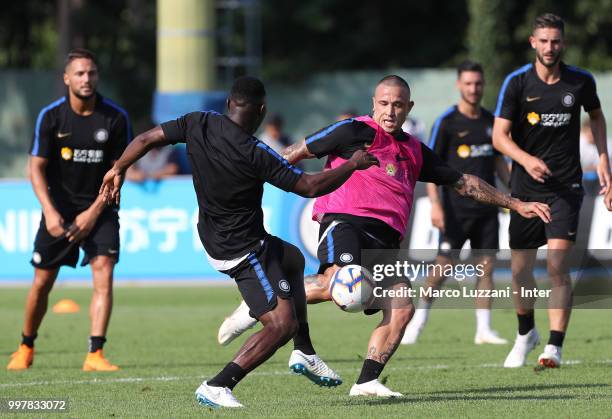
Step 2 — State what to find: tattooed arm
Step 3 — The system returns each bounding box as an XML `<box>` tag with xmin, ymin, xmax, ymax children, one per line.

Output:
<box><xmin>418</xmin><ymin>144</ymin><xmax>551</xmax><ymax>223</ymax></box>
<box><xmin>453</xmin><ymin>174</ymin><xmax>551</xmax><ymax>222</ymax></box>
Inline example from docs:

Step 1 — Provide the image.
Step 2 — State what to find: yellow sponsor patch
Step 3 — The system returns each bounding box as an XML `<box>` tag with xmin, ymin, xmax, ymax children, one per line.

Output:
<box><xmin>527</xmin><ymin>112</ymin><xmax>540</xmax><ymax>125</ymax></box>
<box><xmin>457</xmin><ymin>144</ymin><xmax>471</xmax><ymax>158</ymax></box>
<box><xmin>61</xmin><ymin>147</ymin><xmax>73</xmax><ymax>160</ymax></box>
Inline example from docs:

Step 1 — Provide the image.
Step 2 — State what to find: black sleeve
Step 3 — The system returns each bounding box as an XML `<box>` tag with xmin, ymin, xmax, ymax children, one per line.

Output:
<box><xmin>494</xmin><ymin>74</ymin><xmax>520</xmax><ymax>120</ymax></box>
<box><xmin>581</xmin><ymin>74</ymin><xmax>601</xmax><ymax>112</ymax></box>
<box><xmin>305</xmin><ymin>119</ymin><xmax>368</xmax><ymax>158</ymax></box>
<box><xmin>252</xmin><ymin>140</ymin><xmax>304</xmax><ymax>192</ymax></box>
<box><xmin>30</xmin><ymin>109</ymin><xmax>55</xmax><ymax>158</ymax></box>
<box><xmin>160</xmin><ymin>111</ymin><xmax>205</xmax><ymax>144</ymax></box>
<box><xmin>418</xmin><ymin>143</ymin><xmax>462</xmax><ymax>185</ymax></box>
<box><xmin>428</xmin><ymin>115</ymin><xmax>450</xmax><ymax>159</ymax></box>
<box><xmin>108</xmin><ymin>112</ymin><xmax>132</xmax><ymax>161</ymax></box>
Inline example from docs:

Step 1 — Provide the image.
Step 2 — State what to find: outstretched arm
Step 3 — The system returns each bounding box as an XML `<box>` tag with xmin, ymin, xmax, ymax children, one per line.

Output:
<box><xmin>292</xmin><ymin>150</ymin><xmax>379</xmax><ymax>198</ymax></box>
<box><xmin>99</xmin><ymin>126</ymin><xmax>171</xmax><ymax>203</ymax></box>
<box><xmin>452</xmin><ymin>174</ymin><xmax>551</xmax><ymax>222</ymax></box>
<box><xmin>282</xmin><ymin>139</ymin><xmax>315</xmax><ymax>164</ymax></box>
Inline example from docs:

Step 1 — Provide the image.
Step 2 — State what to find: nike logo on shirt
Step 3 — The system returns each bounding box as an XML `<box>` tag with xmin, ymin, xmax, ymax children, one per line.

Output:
<box><xmin>526</xmin><ymin>96</ymin><xmax>541</xmax><ymax>102</ymax></box>
<box><xmin>57</xmin><ymin>132</ymin><xmax>72</xmax><ymax>138</ymax></box>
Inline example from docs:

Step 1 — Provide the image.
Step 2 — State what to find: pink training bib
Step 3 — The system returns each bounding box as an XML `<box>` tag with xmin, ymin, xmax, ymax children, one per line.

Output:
<box><xmin>313</xmin><ymin>115</ymin><xmax>423</xmax><ymax>238</ymax></box>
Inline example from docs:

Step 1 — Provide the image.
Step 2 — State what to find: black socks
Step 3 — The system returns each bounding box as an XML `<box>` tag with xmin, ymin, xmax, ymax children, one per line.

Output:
<box><xmin>89</xmin><ymin>336</ymin><xmax>107</xmax><ymax>353</ymax></box>
<box><xmin>209</xmin><ymin>362</ymin><xmax>247</xmax><ymax>390</ymax></box>
<box><xmin>548</xmin><ymin>330</ymin><xmax>565</xmax><ymax>347</ymax></box>
<box><xmin>21</xmin><ymin>333</ymin><xmax>37</xmax><ymax>348</ymax></box>
<box><xmin>356</xmin><ymin>359</ymin><xmax>385</xmax><ymax>384</ymax></box>
<box><xmin>293</xmin><ymin>323</ymin><xmax>316</xmax><ymax>355</ymax></box>
<box><xmin>517</xmin><ymin>311</ymin><xmax>535</xmax><ymax>335</ymax></box>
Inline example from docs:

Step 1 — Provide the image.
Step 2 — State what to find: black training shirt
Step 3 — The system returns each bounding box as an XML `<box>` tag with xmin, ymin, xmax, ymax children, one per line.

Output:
<box><xmin>29</xmin><ymin>94</ymin><xmax>131</xmax><ymax>212</ymax></box>
<box><xmin>495</xmin><ymin>62</ymin><xmax>600</xmax><ymax>196</ymax></box>
<box><xmin>429</xmin><ymin>106</ymin><xmax>498</xmax><ymax>216</ymax></box>
<box><xmin>161</xmin><ymin>111</ymin><xmax>303</xmax><ymax>259</ymax></box>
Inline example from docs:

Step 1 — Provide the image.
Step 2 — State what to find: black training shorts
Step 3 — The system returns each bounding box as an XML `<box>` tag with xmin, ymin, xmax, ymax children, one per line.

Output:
<box><xmin>316</xmin><ymin>216</ymin><xmax>409</xmax><ymax>315</ymax></box>
<box><xmin>438</xmin><ymin>212</ymin><xmax>499</xmax><ymax>254</ymax></box>
<box><xmin>509</xmin><ymin>192</ymin><xmax>583</xmax><ymax>249</ymax></box>
<box><xmin>222</xmin><ymin>236</ymin><xmax>300</xmax><ymax>319</ymax></box>
<box><xmin>31</xmin><ymin>208</ymin><xmax>120</xmax><ymax>269</ymax></box>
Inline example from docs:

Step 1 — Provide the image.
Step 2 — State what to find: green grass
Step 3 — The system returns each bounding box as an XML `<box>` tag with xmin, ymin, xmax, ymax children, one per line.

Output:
<box><xmin>1</xmin><ymin>286</ymin><xmax>611</xmax><ymax>418</ymax></box>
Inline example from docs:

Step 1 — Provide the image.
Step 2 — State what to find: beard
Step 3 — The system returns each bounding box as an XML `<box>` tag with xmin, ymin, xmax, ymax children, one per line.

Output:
<box><xmin>460</xmin><ymin>93</ymin><xmax>481</xmax><ymax>106</ymax></box>
<box><xmin>536</xmin><ymin>50</ymin><xmax>561</xmax><ymax>68</ymax></box>
<box><xmin>73</xmin><ymin>89</ymin><xmax>96</xmax><ymax>100</ymax></box>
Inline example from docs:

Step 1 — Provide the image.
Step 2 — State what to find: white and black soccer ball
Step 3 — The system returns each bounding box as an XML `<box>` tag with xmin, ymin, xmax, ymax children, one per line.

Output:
<box><xmin>330</xmin><ymin>264</ymin><xmax>375</xmax><ymax>313</ymax></box>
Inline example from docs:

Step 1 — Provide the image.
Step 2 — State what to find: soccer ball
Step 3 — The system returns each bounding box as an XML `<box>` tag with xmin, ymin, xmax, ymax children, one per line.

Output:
<box><xmin>330</xmin><ymin>264</ymin><xmax>375</xmax><ymax>313</ymax></box>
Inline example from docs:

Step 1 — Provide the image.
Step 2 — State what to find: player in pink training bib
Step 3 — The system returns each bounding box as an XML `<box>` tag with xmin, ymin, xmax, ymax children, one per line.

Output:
<box><xmin>219</xmin><ymin>75</ymin><xmax>551</xmax><ymax>397</ymax></box>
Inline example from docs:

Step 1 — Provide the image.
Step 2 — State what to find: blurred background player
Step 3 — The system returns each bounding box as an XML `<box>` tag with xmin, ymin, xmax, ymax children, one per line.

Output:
<box><xmin>99</xmin><ymin>76</ymin><xmax>379</xmax><ymax>408</ymax></box>
<box><xmin>218</xmin><ymin>75</ymin><xmax>551</xmax><ymax>397</ymax></box>
<box><xmin>7</xmin><ymin>49</ymin><xmax>131</xmax><ymax>371</ymax></box>
<box><xmin>402</xmin><ymin>60</ymin><xmax>510</xmax><ymax>345</ymax></box>
<box><xmin>125</xmin><ymin>144</ymin><xmax>180</xmax><ymax>182</ymax></box>
<box><xmin>493</xmin><ymin>13</ymin><xmax>611</xmax><ymax>368</ymax></box>
<box><xmin>402</xmin><ymin>116</ymin><xmax>426</xmax><ymax>140</ymax></box>
<box><xmin>259</xmin><ymin>113</ymin><xmax>292</xmax><ymax>153</ymax></box>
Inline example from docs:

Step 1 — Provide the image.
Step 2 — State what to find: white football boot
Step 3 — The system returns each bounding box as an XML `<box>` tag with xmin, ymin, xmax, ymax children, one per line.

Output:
<box><xmin>503</xmin><ymin>328</ymin><xmax>540</xmax><ymax>368</ymax></box>
<box><xmin>474</xmin><ymin>329</ymin><xmax>509</xmax><ymax>345</ymax></box>
<box><xmin>217</xmin><ymin>300</ymin><xmax>258</xmax><ymax>345</ymax></box>
<box><xmin>288</xmin><ymin>350</ymin><xmax>342</xmax><ymax>387</ymax></box>
<box><xmin>195</xmin><ymin>381</ymin><xmax>244</xmax><ymax>408</ymax></box>
<box><xmin>537</xmin><ymin>344</ymin><xmax>562</xmax><ymax>368</ymax></box>
<box><xmin>349</xmin><ymin>379</ymin><xmax>403</xmax><ymax>397</ymax></box>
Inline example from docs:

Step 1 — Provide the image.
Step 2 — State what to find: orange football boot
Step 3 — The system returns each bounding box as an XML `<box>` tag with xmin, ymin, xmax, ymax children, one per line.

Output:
<box><xmin>7</xmin><ymin>344</ymin><xmax>34</xmax><ymax>370</ymax></box>
<box><xmin>82</xmin><ymin>350</ymin><xmax>120</xmax><ymax>371</ymax></box>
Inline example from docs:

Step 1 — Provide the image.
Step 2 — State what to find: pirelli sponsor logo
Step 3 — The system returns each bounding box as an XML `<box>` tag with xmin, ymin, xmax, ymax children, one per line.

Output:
<box><xmin>60</xmin><ymin>147</ymin><xmax>104</xmax><ymax>163</ymax></box>
<box><xmin>527</xmin><ymin>112</ymin><xmax>571</xmax><ymax>127</ymax></box>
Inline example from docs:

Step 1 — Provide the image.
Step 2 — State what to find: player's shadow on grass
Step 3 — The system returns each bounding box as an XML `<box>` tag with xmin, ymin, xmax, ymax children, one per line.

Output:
<box><xmin>341</xmin><ymin>394</ymin><xmax>575</xmax><ymax>406</ymax></box>
<box><xmin>336</xmin><ymin>383</ymin><xmax>609</xmax><ymax>406</ymax></box>
<box><xmin>422</xmin><ymin>383</ymin><xmax>609</xmax><ymax>395</ymax></box>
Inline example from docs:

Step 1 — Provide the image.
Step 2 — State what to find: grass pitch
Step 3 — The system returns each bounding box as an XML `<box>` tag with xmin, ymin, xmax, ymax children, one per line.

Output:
<box><xmin>1</xmin><ymin>286</ymin><xmax>611</xmax><ymax>418</ymax></box>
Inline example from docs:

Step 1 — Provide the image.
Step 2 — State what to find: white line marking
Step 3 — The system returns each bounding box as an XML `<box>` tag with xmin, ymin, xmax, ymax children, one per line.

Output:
<box><xmin>2</xmin><ymin>360</ymin><xmax>611</xmax><ymax>389</ymax></box>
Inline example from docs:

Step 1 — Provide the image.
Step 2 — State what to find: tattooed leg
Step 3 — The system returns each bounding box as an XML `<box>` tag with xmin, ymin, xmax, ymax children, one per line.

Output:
<box><xmin>366</xmin><ymin>305</ymin><xmax>414</xmax><ymax>364</ymax></box>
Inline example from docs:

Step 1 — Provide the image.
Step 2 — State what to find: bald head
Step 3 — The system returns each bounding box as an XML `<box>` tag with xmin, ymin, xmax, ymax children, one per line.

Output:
<box><xmin>372</xmin><ymin>75</ymin><xmax>414</xmax><ymax>133</ymax></box>
<box><xmin>376</xmin><ymin>75</ymin><xmax>411</xmax><ymax>99</ymax></box>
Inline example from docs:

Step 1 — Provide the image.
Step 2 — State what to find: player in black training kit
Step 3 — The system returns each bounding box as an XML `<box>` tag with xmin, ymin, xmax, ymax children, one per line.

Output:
<box><xmin>7</xmin><ymin>49</ymin><xmax>131</xmax><ymax>372</ymax></box>
<box><xmin>493</xmin><ymin>14</ymin><xmax>612</xmax><ymax>368</ymax></box>
<box><xmin>402</xmin><ymin>61</ymin><xmax>511</xmax><ymax>346</ymax></box>
<box><xmin>100</xmin><ymin>76</ymin><xmax>379</xmax><ymax>408</ymax></box>
<box><xmin>217</xmin><ymin>75</ymin><xmax>552</xmax><ymax>397</ymax></box>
